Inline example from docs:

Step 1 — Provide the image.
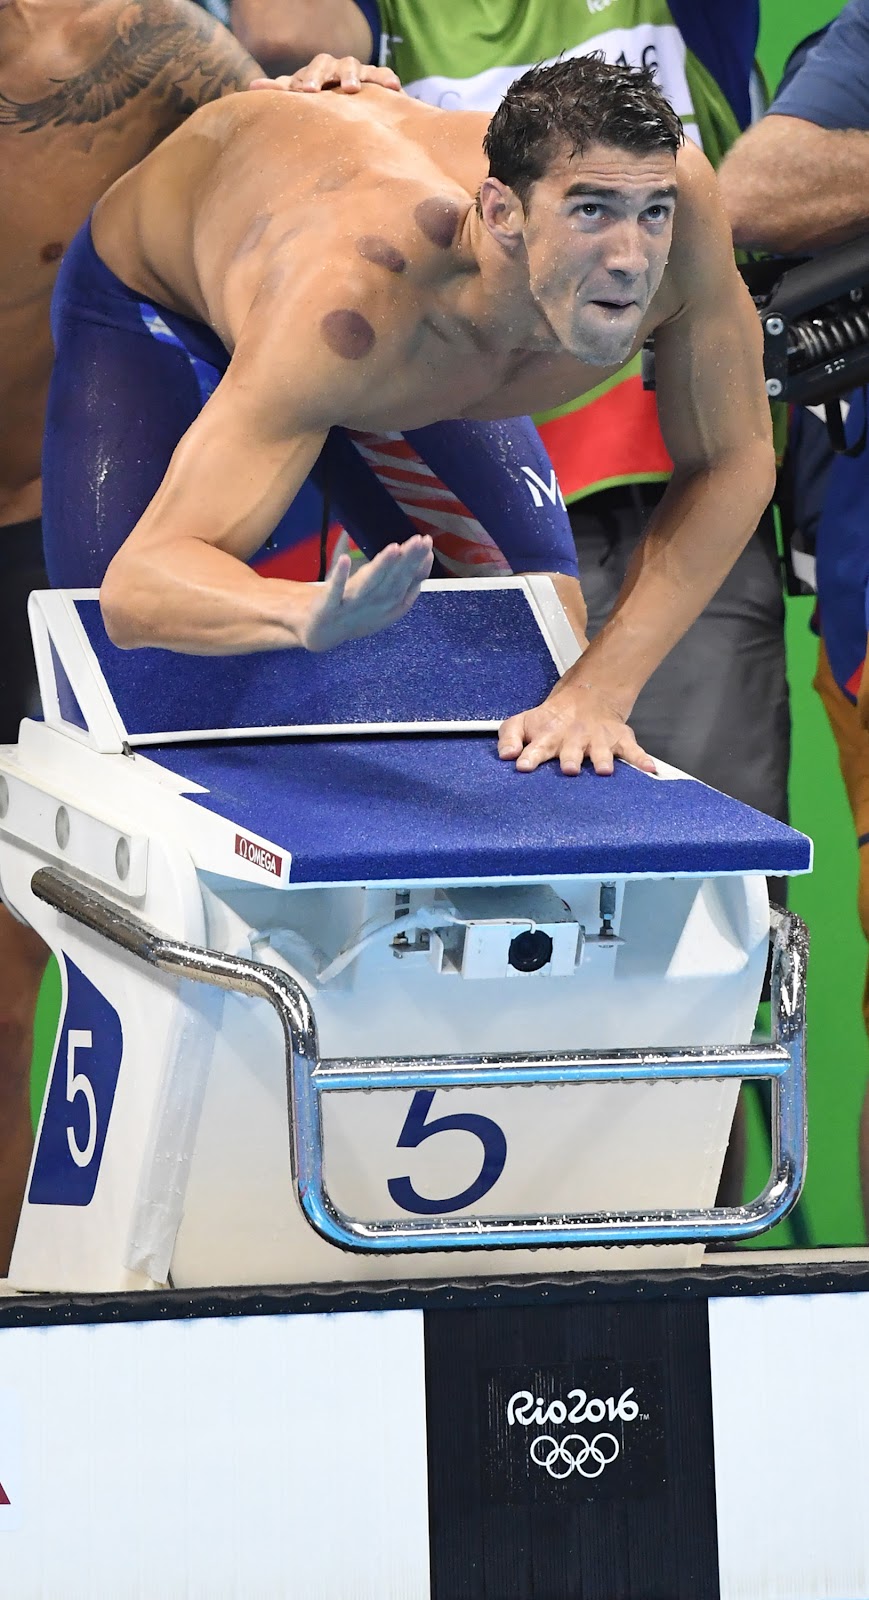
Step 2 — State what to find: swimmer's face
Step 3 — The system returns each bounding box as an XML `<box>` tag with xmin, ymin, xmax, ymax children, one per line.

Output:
<box><xmin>520</xmin><ymin>141</ymin><xmax>677</xmax><ymax>365</ymax></box>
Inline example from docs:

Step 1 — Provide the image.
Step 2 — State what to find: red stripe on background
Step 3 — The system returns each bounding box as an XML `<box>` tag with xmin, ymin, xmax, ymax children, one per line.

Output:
<box><xmin>253</xmin><ymin>526</ymin><xmax>346</xmax><ymax>581</ymax></box>
<box><xmin>536</xmin><ymin>376</ymin><xmax>672</xmax><ymax>501</ymax></box>
<box><xmin>845</xmin><ymin>661</ymin><xmax>865</xmax><ymax>699</ymax></box>
<box><xmin>0</xmin><ymin>1479</ymin><xmax>10</xmax><ymax>1506</ymax></box>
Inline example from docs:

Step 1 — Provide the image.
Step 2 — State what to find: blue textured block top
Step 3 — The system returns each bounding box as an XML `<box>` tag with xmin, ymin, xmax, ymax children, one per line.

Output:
<box><xmin>145</xmin><ymin>733</ymin><xmax>812</xmax><ymax>884</ymax></box>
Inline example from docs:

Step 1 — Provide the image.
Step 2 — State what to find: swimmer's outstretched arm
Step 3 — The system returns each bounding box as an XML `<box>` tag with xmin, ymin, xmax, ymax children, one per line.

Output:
<box><xmin>498</xmin><ymin>143</ymin><xmax>776</xmax><ymax>776</ymax></box>
<box><xmin>99</xmin><ymin>305</ymin><xmax>433</xmax><ymax>655</ymax></box>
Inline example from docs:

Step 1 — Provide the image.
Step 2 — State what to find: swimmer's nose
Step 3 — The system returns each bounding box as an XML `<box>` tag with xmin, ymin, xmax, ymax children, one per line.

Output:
<box><xmin>602</xmin><ymin>222</ymin><xmax>648</xmax><ymax>281</ymax></box>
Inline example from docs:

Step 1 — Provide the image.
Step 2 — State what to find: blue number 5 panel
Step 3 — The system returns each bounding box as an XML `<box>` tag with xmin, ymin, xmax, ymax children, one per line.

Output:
<box><xmin>28</xmin><ymin>956</ymin><xmax>123</xmax><ymax>1207</ymax></box>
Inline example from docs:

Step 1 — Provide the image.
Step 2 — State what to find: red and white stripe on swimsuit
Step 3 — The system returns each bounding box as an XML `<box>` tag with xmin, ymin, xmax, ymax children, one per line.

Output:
<box><xmin>350</xmin><ymin>430</ymin><xmax>512</xmax><ymax>576</ymax></box>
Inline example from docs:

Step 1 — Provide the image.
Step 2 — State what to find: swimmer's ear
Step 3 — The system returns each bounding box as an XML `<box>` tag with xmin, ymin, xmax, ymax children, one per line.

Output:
<box><xmin>478</xmin><ymin>177</ymin><xmax>526</xmax><ymax>249</ymax></box>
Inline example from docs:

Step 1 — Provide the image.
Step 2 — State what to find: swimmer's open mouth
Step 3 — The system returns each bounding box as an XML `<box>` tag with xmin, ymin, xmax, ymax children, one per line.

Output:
<box><xmin>589</xmin><ymin>298</ymin><xmax>637</xmax><ymax>311</ymax></box>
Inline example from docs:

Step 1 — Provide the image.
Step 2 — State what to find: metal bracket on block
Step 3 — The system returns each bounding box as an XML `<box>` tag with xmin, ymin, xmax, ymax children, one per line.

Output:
<box><xmin>32</xmin><ymin>868</ymin><xmax>807</xmax><ymax>1254</ymax></box>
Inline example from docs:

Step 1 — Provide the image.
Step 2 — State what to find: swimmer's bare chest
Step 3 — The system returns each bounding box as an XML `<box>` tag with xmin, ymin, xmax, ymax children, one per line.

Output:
<box><xmin>0</xmin><ymin>112</ymin><xmax>167</xmax><ymax>335</ymax></box>
<box><xmin>0</xmin><ymin>1</ymin><xmax>256</xmax><ymax>516</ymax></box>
<box><xmin>0</xmin><ymin>121</ymin><xmax>169</xmax><ymax>516</ymax></box>
<box><xmin>0</xmin><ymin>11</ymin><xmax>183</xmax><ymax>511</ymax></box>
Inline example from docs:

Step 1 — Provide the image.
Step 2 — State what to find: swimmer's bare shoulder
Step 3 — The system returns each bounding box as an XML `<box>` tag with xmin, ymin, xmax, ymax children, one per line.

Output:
<box><xmin>97</xmin><ymin>128</ymin><xmax>442</xmax><ymax>652</ymax></box>
<box><xmin>99</xmin><ymin>88</ymin><xmax>482</xmax><ymax>383</ymax></box>
<box><xmin>219</xmin><ymin>193</ymin><xmax>475</xmax><ymax>437</ymax></box>
<box><xmin>646</xmin><ymin>139</ymin><xmax>772</xmax><ymax>462</ymax></box>
<box><xmin>192</xmin><ymin>85</ymin><xmax>483</xmax><ymax>325</ymax></box>
<box><xmin>94</xmin><ymin>88</ymin><xmax>402</xmax><ymax>316</ymax></box>
<box><xmin>653</xmin><ymin>140</ymin><xmax>739</xmax><ymax>322</ymax></box>
<box><xmin>0</xmin><ymin>0</ymin><xmax>258</xmax><ymax>150</ymax></box>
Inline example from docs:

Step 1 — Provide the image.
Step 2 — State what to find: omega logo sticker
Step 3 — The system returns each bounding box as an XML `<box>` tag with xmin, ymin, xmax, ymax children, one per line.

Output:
<box><xmin>234</xmin><ymin>833</ymin><xmax>283</xmax><ymax>878</ymax></box>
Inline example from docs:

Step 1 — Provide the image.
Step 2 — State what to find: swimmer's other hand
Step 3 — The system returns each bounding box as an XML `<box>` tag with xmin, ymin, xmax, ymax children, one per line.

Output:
<box><xmin>497</xmin><ymin>684</ymin><xmax>657</xmax><ymax>778</ymax></box>
<box><xmin>298</xmin><ymin>536</ymin><xmax>433</xmax><ymax>652</ymax></box>
<box><xmin>249</xmin><ymin>57</ymin><xmax>403</xmax><ymax>97</ymax></box>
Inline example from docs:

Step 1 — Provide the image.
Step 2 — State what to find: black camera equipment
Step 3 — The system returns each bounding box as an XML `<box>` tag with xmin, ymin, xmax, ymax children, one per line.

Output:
<box><xmin>643</xmin><ymin>232</ymin><xmax>869</xmax><ymax>455</ymax></box>
<box><xmin>745</xmin><ymin>233</ymin><xmax>869</xmax><ymax>454</ymax></box>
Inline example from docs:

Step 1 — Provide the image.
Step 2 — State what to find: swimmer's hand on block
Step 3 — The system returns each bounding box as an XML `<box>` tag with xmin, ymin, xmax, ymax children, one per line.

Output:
<box><xmin>300</xmin><ymin>535</ymin><xmax>434</xmax><ymax>651</ymax></box>
<box><xmin>249</xmin><ymin>56</ymin><xmax>403</xmax><ymax>98</ymax></box>
<box><xmin>498</xmin><ymin>680</ymin><xmax>657</xmax><ymax>780</ymax></box>
<box><xmin>480</xmin><ymin>564</ymin><xmax>642</xmax><ymax>779</ymax></box>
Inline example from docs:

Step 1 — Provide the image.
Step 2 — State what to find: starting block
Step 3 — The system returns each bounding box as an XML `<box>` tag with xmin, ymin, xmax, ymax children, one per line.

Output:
<box><xmin>0</xmin><ymin>578</ymin><xmax>811</xmax><ymax>1293</ymax></box>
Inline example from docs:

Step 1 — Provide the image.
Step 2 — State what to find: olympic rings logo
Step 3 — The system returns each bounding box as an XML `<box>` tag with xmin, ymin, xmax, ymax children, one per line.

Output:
<box><xmin>528</xmin><ymin>1432</ymin><xmax>621</xmax><ymax>1480</ymax></box>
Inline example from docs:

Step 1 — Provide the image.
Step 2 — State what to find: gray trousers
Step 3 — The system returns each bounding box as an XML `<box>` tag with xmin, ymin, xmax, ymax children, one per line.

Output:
<box><xmin>571</xmin><ymin>485</ymin><xmax>790</xmax><ymax>826</ymax></box>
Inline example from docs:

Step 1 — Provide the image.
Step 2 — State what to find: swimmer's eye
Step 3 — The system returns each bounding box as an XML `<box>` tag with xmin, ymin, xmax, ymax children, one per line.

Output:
<box><xmin>568</xmin><ymin>203</ymin><xmax>607</xmax><ymax>223</ymax></box>
<box><xmin>568</xmin><ymin>201</ymin><xmax>674</xmax><ymax>223</ymax></box>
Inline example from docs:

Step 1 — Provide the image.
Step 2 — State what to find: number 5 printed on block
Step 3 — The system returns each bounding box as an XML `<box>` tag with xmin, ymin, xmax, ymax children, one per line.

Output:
<box><xmin>65</xmin><ymin>1030</ymin><xmax>96</xmax><ymax>1169</ymax></box>
<box><xmin>29</xmin><ymin>957</ymin><xmax>123</xmax><ymax>1207</ymax></box>
<box><xmin>388</xmin><ymin>1089</ymin><xmax>507</xmax><ymax>1215</ymax></box>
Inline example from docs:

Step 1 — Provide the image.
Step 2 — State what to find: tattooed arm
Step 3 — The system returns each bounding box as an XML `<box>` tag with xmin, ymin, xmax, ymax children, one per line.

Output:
<box><xmin>149</xmin><ymin>0</ymin><xmax>262</xmax><ymax>127</ymax></box>
<box><xmin>0</xmin><ymin>1</ymin><xmax>260</xmax><ymax>136</ymax></box>
<box><xmin>159</xmin><ymin>0</ymin><xmax>263</xmax><ymax>116</ymax></box>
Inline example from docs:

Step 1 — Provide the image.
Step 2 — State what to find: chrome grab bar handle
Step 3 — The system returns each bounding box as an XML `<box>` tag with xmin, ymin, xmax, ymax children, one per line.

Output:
<box><xmin>32</xmin><ymin>868</ymin><xmax>808</xmax><ymax>1254</ymax></box>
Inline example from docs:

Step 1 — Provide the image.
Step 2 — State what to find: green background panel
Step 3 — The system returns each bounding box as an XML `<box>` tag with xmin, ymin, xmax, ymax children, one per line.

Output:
<box><xmin>759</xmin><ymin>0</ymin><xmax>844</xmax><ymax>88</ymax></box>
<box><xmin>28</xmin><ymin>1</ymin><xmax>868</xmax><ymax>1248</ymax></box>
<box><xmin>30</xmin><ymin>956</ymin><xmax>61</xmax><ymax>1131</ymax></box>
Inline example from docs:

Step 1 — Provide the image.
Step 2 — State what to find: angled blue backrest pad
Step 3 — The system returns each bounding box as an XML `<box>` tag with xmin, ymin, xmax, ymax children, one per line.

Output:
<box><xmin>74</xmin><ymin>590</ymin><xmax>560</xmax><ymax>737</ymax></box>
<box><xmin>49</xmin><ymin>638</ymin><xmax>88</xmax><ymax>732</ymax></box>
<box><xmin>146</xmin><ymin>734</ymin><xmax>812</xmax><ymax>883</ymax></box>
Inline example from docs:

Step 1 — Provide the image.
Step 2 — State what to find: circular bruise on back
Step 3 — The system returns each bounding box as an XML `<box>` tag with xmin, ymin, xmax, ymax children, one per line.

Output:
<box><xmin>320</xmin><ymin>307</ymin><xmax>377</xmax><ymax>360</ymax></box>
<box><xmin>414</xmin><ymin>196</ymin><xmax>462</xmax><ymax>249</ymax></box>
<box><xmin>355</xmin><ymin>234</ymin><xmax>407</xmax><ymax>274</ymax></box>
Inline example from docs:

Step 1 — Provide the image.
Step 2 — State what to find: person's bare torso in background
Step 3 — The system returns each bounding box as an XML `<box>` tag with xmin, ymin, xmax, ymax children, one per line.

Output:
<box><xmin>0</xmin><ymin>0</ymin><xmax>257</xmax><ymax>527</ymax></box>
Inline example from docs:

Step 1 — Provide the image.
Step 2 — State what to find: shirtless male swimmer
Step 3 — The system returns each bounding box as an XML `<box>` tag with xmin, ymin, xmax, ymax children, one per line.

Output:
<box><xmin>44</xmin><ymin>53</ymin><xmax>775</xmax><ymax>781</ymax></box>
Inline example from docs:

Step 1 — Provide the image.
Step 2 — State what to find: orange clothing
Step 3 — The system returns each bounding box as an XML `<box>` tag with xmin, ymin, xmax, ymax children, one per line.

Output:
<box><xmin>815</xmin><ymin>639</ymin><xmax>869</xmax><ymax>1033</ymax></box>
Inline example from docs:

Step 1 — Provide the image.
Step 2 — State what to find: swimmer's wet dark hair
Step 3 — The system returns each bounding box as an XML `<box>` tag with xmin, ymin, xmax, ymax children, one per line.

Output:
<box><xmin>483</xmin><ymin>54</ymin><xmax>684</xmax><ymax>207</ymax></box>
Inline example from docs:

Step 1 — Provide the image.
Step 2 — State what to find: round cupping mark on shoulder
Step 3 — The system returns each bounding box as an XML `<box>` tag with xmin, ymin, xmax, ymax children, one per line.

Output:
<box><xmin>236</xmin><ymin>213</ymin><xmax>272</xmax><ymax>257</ymax></box>
<box><xmin>414</xmin><ymin>196</ymin><xmax>462</xmax><ymax>249</ymax></box>
<box><xmin>355</xmin><ymin>235</ymin><xmax>406</xmax><ymax>273</ymax></box>
<box><xmin>321</xmin><ymin>308</ymin><xmax>377</xmax><ymax>360</ymax></box>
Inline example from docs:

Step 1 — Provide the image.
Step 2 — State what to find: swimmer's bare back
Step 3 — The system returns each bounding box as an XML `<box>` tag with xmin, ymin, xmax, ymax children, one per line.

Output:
<box><xmin>93</xmin><ymin>86</ymin><xmax>658</xmax><ymax>433</ymax></box>
<box><xmin>0</xmin><ymin>0</ymin><xmax>258</xmax><ymax>526</ymax></box>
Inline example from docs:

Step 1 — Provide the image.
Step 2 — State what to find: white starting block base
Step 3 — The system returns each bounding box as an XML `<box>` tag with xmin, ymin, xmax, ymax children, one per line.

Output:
<box><xmin>169</xmin><ymin>874</ymin><xmax>763</xmax><ymax>1287</ymax></box>
<box><xmin>0</xmin><ymin>580</ymin><xmax>812</xmax><ymax>1293</ymax></box>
